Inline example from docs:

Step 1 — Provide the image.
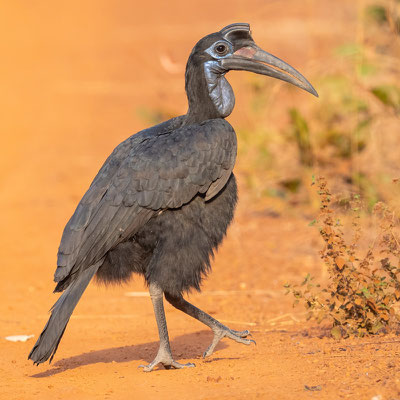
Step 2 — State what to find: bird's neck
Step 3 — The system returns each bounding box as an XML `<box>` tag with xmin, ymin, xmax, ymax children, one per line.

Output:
<box><xmin>184</xmin><ymin>60</ymin><xmax>235</xmax><ymax>124</ymax></box>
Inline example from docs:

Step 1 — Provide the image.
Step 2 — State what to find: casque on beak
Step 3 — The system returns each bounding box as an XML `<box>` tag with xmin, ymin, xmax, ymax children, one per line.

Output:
<box><xmin>221</xmin><ymin>43</ymin><xmax>318</xmax><ymax>97</ymax></box>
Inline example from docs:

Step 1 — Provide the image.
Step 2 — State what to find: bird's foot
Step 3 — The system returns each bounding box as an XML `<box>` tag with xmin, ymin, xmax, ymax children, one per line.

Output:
<box><xmin>139</xmin><ymin>348</ymin><xmax>195</xmax><ymax>372</ymax></box>
<box><xmin>203</xmin><ymin>327</ymin><xmax>255</xmax><ymax>358</ymax></box>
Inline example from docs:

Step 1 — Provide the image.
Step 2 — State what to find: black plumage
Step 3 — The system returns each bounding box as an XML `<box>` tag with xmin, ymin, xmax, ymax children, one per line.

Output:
<box><xmin>29</xmin><ymin>23</ymin><xmax>317</xmax><ymax>371</ymax></box>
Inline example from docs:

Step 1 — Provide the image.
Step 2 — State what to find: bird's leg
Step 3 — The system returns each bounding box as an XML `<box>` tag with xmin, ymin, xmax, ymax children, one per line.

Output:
<box><xmin>165</xmin><ymin>293</ymin><xmax>255</xmax><ymax>358</ymax></box>
<box><xmin>139</xmin><ymin>282</ymin><xmax>195</xmax><ymax>372</ymax></box>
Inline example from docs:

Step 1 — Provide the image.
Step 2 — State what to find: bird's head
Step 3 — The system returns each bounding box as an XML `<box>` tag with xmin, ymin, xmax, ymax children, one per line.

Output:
<box><xmin>185</xmin><ymin>23</ymin><xmax>317</xmax><ymax>120</ymax></box>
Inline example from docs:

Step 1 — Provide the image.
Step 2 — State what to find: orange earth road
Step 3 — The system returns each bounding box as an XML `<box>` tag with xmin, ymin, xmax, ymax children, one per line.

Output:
<box><xmin>1</xmin><ymin>1</ymin><xmax>400</xmax><ymax>399</ymax></box>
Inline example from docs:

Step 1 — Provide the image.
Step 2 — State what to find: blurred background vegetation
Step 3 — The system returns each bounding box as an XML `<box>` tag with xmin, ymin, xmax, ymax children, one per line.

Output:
<box><xmin>235</xmin><ymin>0</ymin><xmax>400</xmax><ymax>214</ymax></box>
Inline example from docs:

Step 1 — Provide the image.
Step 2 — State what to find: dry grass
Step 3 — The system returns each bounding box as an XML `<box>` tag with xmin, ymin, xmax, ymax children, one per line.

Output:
<box><xmin>285</xmin><ymin>176</ymin><xmax>400</xmax><ymax>338</ymax></box>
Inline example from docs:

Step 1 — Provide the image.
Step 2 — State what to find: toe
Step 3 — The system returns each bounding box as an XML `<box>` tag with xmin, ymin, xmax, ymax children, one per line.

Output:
<box><xmin>165</xmin><ymin>361</ymin><xmax>196</xmax><ymax>370</ymax></box>
<box><xmin>138</xmin><ymin>364</ymin><xmax>155</xmax><ymax>372</ymax></box>
<box><xmin>231</xmin><ymin>329</ymin><xmax>251</xmax><ymax>338</ymax></box>
<box><xmin>202</xmin><ymin>327</ymin><xmax>255</xmax><ymax>358</ymax></box>
<box><xmin>225</xmin><ymin>330</ymin><xmax>255</xmax><ymax>345</ymax></box>
<box><xmin>140</xmin><ymin>359</ymin><xmax>195</xmax><ymax>372</ymax></box>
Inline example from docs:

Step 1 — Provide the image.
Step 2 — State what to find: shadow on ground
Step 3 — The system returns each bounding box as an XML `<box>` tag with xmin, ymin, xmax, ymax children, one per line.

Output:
<box><xmin>30</xmin><ymin>330</ymin><xmax>231</xmax><ymax>378</ymax></box>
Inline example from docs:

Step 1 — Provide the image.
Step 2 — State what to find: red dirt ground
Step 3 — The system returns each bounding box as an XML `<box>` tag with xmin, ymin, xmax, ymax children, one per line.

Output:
<box><xmin>1</xmin><ymin>1</ymin><xmax>400</xmax><ymax>399</ymax></box>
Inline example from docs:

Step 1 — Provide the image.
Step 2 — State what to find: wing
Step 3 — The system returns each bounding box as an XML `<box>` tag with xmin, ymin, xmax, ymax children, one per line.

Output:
<box><xmin>55</xmin><ymin>118</ymin><xmax>237</xmax><ymax>284</ymax></box>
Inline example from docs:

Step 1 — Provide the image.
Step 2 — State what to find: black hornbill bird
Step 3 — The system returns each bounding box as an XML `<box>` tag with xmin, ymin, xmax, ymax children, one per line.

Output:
<box><xmin>29</xmin><ymin>23</ymin><xmax>317</xmax><ymax>371</ymax></box>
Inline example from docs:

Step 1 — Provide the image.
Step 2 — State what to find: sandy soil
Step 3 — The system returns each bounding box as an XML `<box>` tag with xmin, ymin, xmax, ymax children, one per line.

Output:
<box><xmin>1</xmin><ymin>1</ymin><xmax>400</xmax><ymax>399</ymax></box>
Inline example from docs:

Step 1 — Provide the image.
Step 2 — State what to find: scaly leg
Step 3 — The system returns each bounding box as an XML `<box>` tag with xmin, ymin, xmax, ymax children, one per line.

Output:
<box><xmin>165</xmin><ymin>292</ymin><xmax>255</xmax><ymax>358</ymax></box>
<box><xmin>139</xmin><ymin>282</ymin><xmax>195</xmax><ymax>372</ymax></box>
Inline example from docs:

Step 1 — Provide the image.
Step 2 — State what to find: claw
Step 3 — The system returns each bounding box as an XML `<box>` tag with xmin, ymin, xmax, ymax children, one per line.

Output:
<box><xmin>203</xmin><ymin>327</ymin><xmax>255</xmax><ymax>358</ymax></box>
<box><xmin>231</xmin><ymin>329</ymin><xmax>251</xmax><ymax>338</ymax></box>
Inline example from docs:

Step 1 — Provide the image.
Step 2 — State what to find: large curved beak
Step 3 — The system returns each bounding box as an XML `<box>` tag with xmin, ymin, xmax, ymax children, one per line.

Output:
<box><xmin>221</xmin><ymin>44</ymin><xmax>318</xmax><ymax>97</ymax></box>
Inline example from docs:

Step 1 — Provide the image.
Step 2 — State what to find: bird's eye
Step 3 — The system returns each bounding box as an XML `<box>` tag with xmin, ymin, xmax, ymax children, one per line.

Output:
<box><xmin>215</xmin><ymin>43</ymin><xmax>228</xmax><ymax>55</ymax></box>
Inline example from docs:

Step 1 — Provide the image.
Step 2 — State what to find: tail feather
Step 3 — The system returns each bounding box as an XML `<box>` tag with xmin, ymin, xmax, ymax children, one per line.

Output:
<box><xmin>28</xmin><ymin>262</ymin><xmax>100</xmax><ymax>365</ymax></box>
